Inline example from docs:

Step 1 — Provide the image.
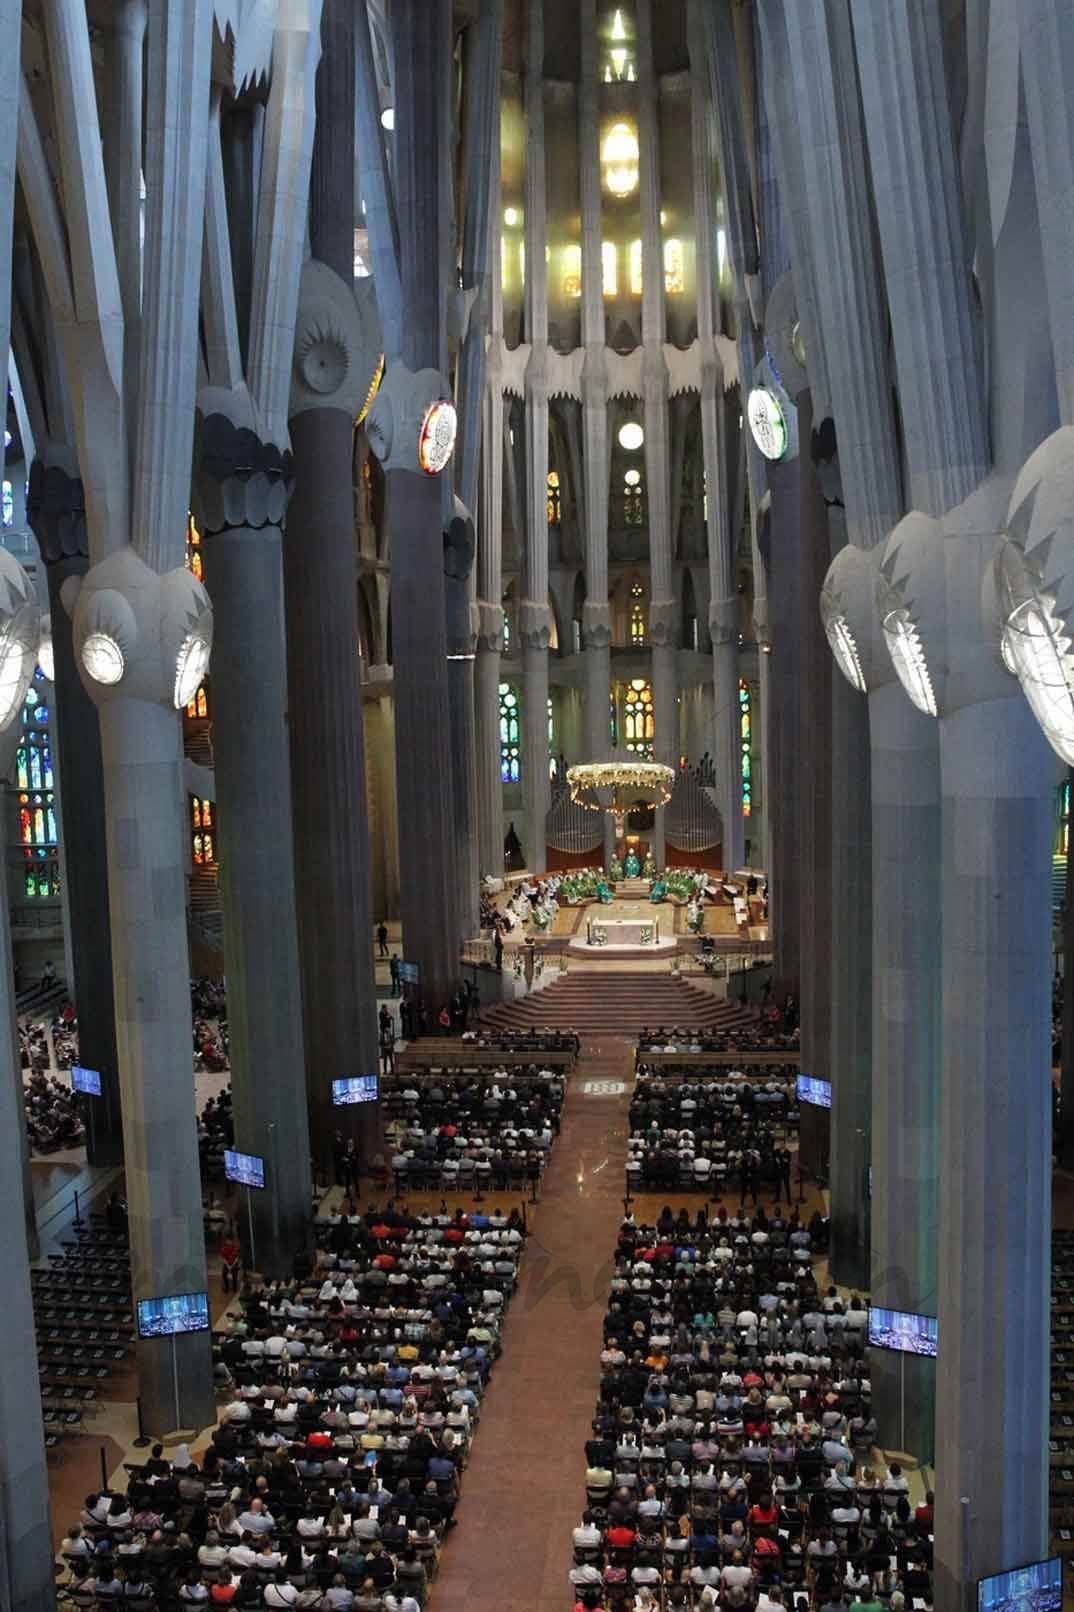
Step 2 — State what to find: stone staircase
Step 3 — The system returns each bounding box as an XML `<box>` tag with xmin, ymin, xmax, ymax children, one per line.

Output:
<box><xmin>480</xmin><ymin>971</ymin><xmax>757</xmax><ymax>1037</ymax></box>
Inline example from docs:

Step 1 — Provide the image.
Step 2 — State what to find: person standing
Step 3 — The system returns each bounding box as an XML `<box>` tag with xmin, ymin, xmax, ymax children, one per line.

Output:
<box><xmin>493</xmin><ymin>927</ymin><xmax>503</xmax><ymax>973</ymax></box>
<box><xmin>377</xmin><ymin>922</ymin><xmax>389</xmax><ymax>958</ymax></box>
<box><xmin>389</xmin><ymin>954</ymin><xmax>401</xmax><ymax>996</ymax></box>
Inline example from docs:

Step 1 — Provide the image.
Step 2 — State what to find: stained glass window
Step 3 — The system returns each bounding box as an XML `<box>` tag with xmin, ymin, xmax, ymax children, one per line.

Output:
<box><xmin>186</xmin><ymin>685</ymin><xmax>209</xmax><ymax>719</ymax></box>
<box><xmin>630</xmin><ymin>579</ymin><xmax>646</xmax><ymax>645</ymax></box>
<box><xmin>602</xmin><ymin>241</ymin><xmax>618</xmax><ymax>297</ymax></box>
<box><xmin>15</xmin><ymin>675</ymin><xmax>60</xmax><ymax>896</ymax></box>
<box><xmin>664</xmin><ymin>238</ymin><xmax>685</xmax><ymax>296</ymax></box>
<box><xmin>561</xmin><ymin>245</ymin><xmax>582</xmax><ymax>300</ymax></box>
<box><xmin>1</xmin><ymin>479</ymin><xmax>12</xmax><ymax>527</ymax></box>
<box><xmin>610</xmin><ymin>693</ymin><xmax>619</xmax><ymax>750</ymax></box>
<box><xmin>740</xmin><ymin>679</ymin><xmax>752</xmax><ymax>818</ymax></box>
<box><xmin>625</xmin><ymin>678</ymin><xmax>654</xmax><ymax>757</ymax></box>
<box><xmin>186</xmin><ymin>515</ymin><xmax>203</xmax><ymax>580</ymax></box>
<box><xmin>191</xmin><ymin>797</ymin><xmax>216</xmax><ymax>864</ymax></box>
<box><xmin>629</xmin><ymin>239</ymin><xmax>643</xmax><ymax>296</ymax></box>
<box><xmin>500</xmin><ymin>682</ymin><xmax>520</xmax><ymax>784</ymax></box>
<box><xmin>547</xmin><ymin>470</ymin><xmax>561</xmax><ymax>525</ymax></box>
<box><xmin>602</xmin><ymin>11</ymin><xmax>636</xmax><ymax>82</ymax></box>
<box><xmin>1061</xmin><ymin>780</ymin><xmax>1071</xmax><ymax>858</ymax></box>
<box><xmin>547</xmin><ymin>696</ymin><xmax>557</xmax><ymax>780</ymax></box>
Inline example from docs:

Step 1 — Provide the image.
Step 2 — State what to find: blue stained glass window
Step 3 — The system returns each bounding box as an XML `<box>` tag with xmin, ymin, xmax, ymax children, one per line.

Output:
<box><xmin>499</xmin><ymin>682</ymin><xmax>520</xmax><ymax>784</ymax></box>
<box><xmin>2</xmin><ymin>480</ymin><xmax>12</xmax><ymax>527</ymax></box>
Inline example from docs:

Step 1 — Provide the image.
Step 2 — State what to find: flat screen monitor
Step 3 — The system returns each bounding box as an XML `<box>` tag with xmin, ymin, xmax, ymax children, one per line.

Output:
<box><xmin>332</xmin><ymin>1074</ymin><xmax>379</xmax><ymax>1106</ymax></box>
<box><xmin>977</xmin><ymin>1560</ymin><xmax>1062</xmax><ymax>1612</ymax></box>
<box><xmin>397</xmin><ymin>961</ymin><xmax>421</xmax><ymax>986</ymax></box>
<box><xmin>224</xmin><ymin>1149</ymin><xmax>265</xmax><ymax>1190</ymax></box>
<box><xmin>71</xmin><ymin>1065</ymin><xmax>102</xmax><ymax>1097</ymax></box>
<box><xmin>137</xmin><ymin>1292</ymin><xmax>210</xmax><ymax>1340</ymax></box>
<box><xmin>868</xmin><ymin>1306</ymin><xmax>938</xmax><ymax>1358</ymax></box>
<box><xmin>796</xmin><ymin>1073</ymin><xmax>832</xmax><ymax>1109</ymax></box>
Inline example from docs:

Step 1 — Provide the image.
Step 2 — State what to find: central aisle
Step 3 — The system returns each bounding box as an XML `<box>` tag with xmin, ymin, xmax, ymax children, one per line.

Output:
<box><xmin>432</xmin><ymin>1035</ymin><xmax>634</xmax><ymax>1612</ymax></box>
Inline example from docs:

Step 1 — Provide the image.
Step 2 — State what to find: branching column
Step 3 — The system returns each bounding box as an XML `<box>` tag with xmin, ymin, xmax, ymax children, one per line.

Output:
<box><xmin>389</xmin><ymin>0</ymin><xmax>461</xmax><ymax>1003</ymax></box>
<box><xmin>521</xmin><ymin>0</ymin><xmax>550</xmax><ymax>874</ymax></box>
<box><xmin>285</xmin><ymin>0</ymin><xmax>380</xmax><ymax>1155</ymax></box>
<box><xmin>27</xmin><ymin>458</ymin><xmax>122</xmax><ymax>1167</ymax></box>
<box><xmin>637</xmin><ymin>0</ymin><xmax>675</xmax><ymax>865</ymax></box>
<box><xmin>579</xmin><ymin>0</ymin><xmax>612</xmax><ymax>867</ymax></box>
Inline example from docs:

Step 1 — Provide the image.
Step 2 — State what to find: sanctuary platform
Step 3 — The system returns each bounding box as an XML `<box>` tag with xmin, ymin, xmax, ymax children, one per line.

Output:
<box><xmin>569</xmin><ymin>898</ymin><xmax>678</xmax><ymax>955</ymax></box>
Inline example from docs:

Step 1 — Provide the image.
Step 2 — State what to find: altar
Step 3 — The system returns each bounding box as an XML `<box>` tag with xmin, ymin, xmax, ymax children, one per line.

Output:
<box><xmin>585</xmin><ymin>916</ymin><xmax>661</xmax><ymax>948</ymax></box>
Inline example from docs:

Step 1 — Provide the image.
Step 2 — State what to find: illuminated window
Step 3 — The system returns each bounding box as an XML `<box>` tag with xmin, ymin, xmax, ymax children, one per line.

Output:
<box><xmin>610</xmin><ymin>692</ymin><xmax>619</xmax><ymax>749</ymax></box>
<box><xmin>629</xmin><ymin>239</ymin><xmax>643</xmax><ymax>295</ymax></box>
<box><xmin>191</xmin><ymin>796</ymin><xmax>216</xmax><ymax>864</ymax></box>
<box><xmin>186</xmin><ymin>685</ymin><xmax>209</xmax><ymax>719</ymax></box>
<box><xmin>624</xmin><ymin>468</ymin><xmax>644</xmax><ymax>527</ymax></box>
<box><xmin>740</xmin><ymin>679</ymin><xmax>752</xmax><ymax>818</ymax></box>
<box><xmin>548</xmin><ymin>696</ymin><xmax>557</xmax><ymax>779</ymax></box>
<box><xmin>603</xmin><ymin>8</ymin><xmax>636</xmax><ymax>80</ymax></box>
<box><xmin>1061</xmin><ymin>779</ymin><xmax>1071</xmax><ymax>858</ymax></box>
<box><xmin>186</xmin><ymin>515</ymin><xmax>203</xmax><ymax>580</ymax></box>
<box><xmin>500</xmin><ymin>682</ymin><xmax>521</xmax><ymax>784</ymax></box>
<box><xmin>16</xmin><ymin>672</ymin><xmax>60</xmax><ymax>898</ymax></box>
<box><xmin>502</xmin><ymin>611</ymin><xmax>512</xmax><ymax>654</ymax></box>
<box><xmin>602</xmin><ymin>122</ymin><xmax>640</xmax><ymax>198</ymax></box>
<box><xmin>547</xmin><ymin>470</ymin><xmax>561</xmax><ymax>525</ymax></box>
<box><xmin>602</xmin><ymin>241</ymin><xmax>618</xmax><ymax>297</ymax></box>
<box><xmin>664</xmin><ymin>238</ymin><xmax>685</xmax><ymax>296</ymax></box>
<box><xmin>630</xmin><ymin>580</ymin><xmax>646</xmax><ymax>644</ymax></box>
<box><xmin>624</xmin><ymin>678</ymin><xmax>654</xmax><ymax>757</ymax></box>
<box><xmin>2</xmin><ymin>480</ymin><xmax>12</xmax><ymax>528</ymax></box>
<box><xmin>561</xmin><ymin>245</ymin><xmax>582</xmax><ymax>300</ymax></box>
<box><xmin>518</xmin><ymin>240</ymin><xmax>525</xmax><ymax>286</ymax></box>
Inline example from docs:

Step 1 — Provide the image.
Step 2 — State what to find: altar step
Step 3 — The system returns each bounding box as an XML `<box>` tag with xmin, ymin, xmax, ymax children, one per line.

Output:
<box><xmin>480</xmin><ymin>973</ymin><xmax>757</xmax><ymax>1037</ymax></box>
<box><xmin>615</xmin><ymin>879</ymin><xmax>652</xmax><ymax>899</ymax></box>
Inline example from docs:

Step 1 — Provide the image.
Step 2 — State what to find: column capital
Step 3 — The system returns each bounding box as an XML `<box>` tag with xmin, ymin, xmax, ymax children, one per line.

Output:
<box><xmin>708</xmin><ymin>595</ymin><xmax>739</xmax><ymax>646</ymax></box>
<box><xmin>649</xmin><ymin>595</ymin><xmax>678</xmax><ymax>648</ymax></box>
<box><xmin>192</xmin><ymin>403</ymin><xmax>293</xmax><ymax>536</ymax></box>
<box><xmin>520</xmin><ymin>599</ymin><xmax>553</xmax><ymax>650</ymax></box>
<box><xmin>643</xmin><ymin>344</ymin><xmax>670</xmax><ymax>400</ymax></box>
<box><xmin>476</xmin><ymin>600</ymin><xmax>503</xmax><ymax>653</ymax></box>
<box><xmin>27</xmin><ymin>454</ymin><xmax>89</xmax><ymax>566</ymax></box>
<box><xmin>525</xmin><ymin>343</ymin><xmax>549</xmax><ymax>402</ymax></box>
<box><xmin>583</xmin><ymin>600</ymin><xmax>612</xmax><ymax>648</ymax></box>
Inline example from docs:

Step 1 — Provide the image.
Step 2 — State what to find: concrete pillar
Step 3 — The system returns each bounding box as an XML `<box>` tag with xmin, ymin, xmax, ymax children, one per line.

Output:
<box><xmin>764</xmin><ymin>457</ymin><xmax>801</xmax><ymax>1002</ymax></box>
<box><xmin>100</xmin><ymin>698</ymin><xmax>214</xmax><ymax>1433</ymax></box>
<box><xmin>795</xmin><ymin>395</ymin><xmax>833</xmax><ymax>1121</ymax></box>
<box><xmin>638</xmin><ymin>0</ymin><xmax>675</xmax><ymax>864</ymax></box>
<box><xmin>475</xmin><ymin>184</ymin><xmax>505</xmax><ymax>884</ymax></box>
<box><xmin>689</xmin><ymin>0</ymin><xmax>742</xmax><ymax>873</ymax></box>
<box><xmin>934</xmin><ymin>697</ymin><xmax>1052</xmax><ymax>1603</ymax></box>
<box><xmin>521</xmin><ymin>0</ymin><xmax>550</xmax><ymax>873</ymax></box>
<box><xmin>286</xmin><ymin>0</ymin><xmax>380</xmax><ymax>1160</ymax></box>
<box><xmin>27</xmin><ymin>462</ymin><xmax>122</xmax><ymax>1166</ymax></box>
<box><xmin>1021</xmin><ymin>0</ymin><xmax>1074</xmax><ymax>425</ymax></box>
<box><xmin>579</xmin><ymin>0</ymin><xmax>612</xmax><ymax>805</ymax></box>
<box><xmin>0</xmin><ymin>887</ymin><xmax>54</xmax><ymax>1612</ymax></box>
<box><xmin>452</xmin><ymin>0</ymin><xmax>503</xmax><ymax>936</ymax></box>
<box><xmin>195</xmin><ymin>497</ymin><xmax>313</xmax><ymax>1275</ymax></box>
<box><xmin>869</xmin><ymin>680</ymin><xmax>940</xmax><ymax>1459</ymax></box>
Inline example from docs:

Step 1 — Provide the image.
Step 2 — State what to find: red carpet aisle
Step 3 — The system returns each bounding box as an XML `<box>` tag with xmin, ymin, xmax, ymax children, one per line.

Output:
<box><xmin>432</xmin><ymin>1035</ymin><xmax>634</xmax><ymax>1612</ymax></box>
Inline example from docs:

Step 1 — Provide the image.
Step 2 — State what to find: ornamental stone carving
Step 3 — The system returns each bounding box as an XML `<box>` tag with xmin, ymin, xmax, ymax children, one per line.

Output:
<box><xmin>519</xmin><ymin>598</ymin><xmax>552</xmax><ymax>651</ymax></box>
<box><xmin>582</xmin><ymin>600</ymin><xmax>612</xmax><ymax>649</ymax></box>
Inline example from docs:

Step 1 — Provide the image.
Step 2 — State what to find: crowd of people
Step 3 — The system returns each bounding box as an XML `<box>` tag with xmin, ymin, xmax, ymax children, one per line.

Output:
<box><xmin>22</xmin><ymin>1067</ymin><xmax>85</xmax><ymax>1154</ymax></box>
<box><xmin>568</xmin><ymin>1210</ymin><xmax>923</xmax><ymax>1612</ymax></box>
<box><xmin>627</xmin><ymin>1074</ymin><xmax>799</xmax><ymax>1200</ymax></box>
<box><xmin>56</xmin><ymin>1200</ymin><xmax>529</xmax><ymax>1608</ymax></box>
<box><xmin>379</xmin><ymin>1068</ymin><xmax>564</xmax><ymax>1196</ymax></box>
<box><xmin>637</xmin><ymin>1028</ymin><xmax>800</xmax><ymax>1056</ymax></box>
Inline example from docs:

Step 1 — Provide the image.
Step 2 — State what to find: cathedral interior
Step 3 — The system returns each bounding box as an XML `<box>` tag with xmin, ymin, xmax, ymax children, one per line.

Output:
<box><xmin>2</xmin><ymin>3</ymin><xmax>1074</xmax><ymax>1612</ymax></box>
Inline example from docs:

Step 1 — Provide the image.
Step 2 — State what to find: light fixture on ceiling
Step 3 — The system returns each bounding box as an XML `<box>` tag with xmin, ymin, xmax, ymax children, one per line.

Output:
<box><xmin>618</xmin><ymin>421</ymin><xmax>644</xmax><ymax>452</ymax></box>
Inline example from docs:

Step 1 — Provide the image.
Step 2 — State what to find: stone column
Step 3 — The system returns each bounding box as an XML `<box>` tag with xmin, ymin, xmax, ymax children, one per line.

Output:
<box><xmin>27</xmin><ymin>455</ymin><xmax>122</xmax><ymax>1167</ymax></box>
<box><xmin>452</xmin><ymin>0</ymin><xmax>503</xmax><ymax>932</ymax></box>
<box><xmin>99</xmin><ymin>695</ymin><xmax>214</xmax><ymax>1433</ymax></box>
<box><xmin>0</xmin><ymin>2</ymin><xmax>62</xmax><ymax>1601</ymax></box>
<box><xmin>521</xmin><ymin>0</ymin><xmax>550</xmax><ymax>873</ymax></box>
<box><xmin>475</xmin><ymin>352</ymin><xmax>505</xmax><ymax>882</ymax></box>
<box><xmin>389</xmin><ymin>0</ymin><xmax>462</xmax><ymax>1003</ymax></box>
<box><xmin>688</xmin><ymin>0</ymin><xmax>742</xmax><ymax>874</ymax></box>
<box><xmin>193</xmin><ymin>422</ymin><xmax>312</xmax><ymax>1275</ymax></box>
<box><xmin>0</xmin><ymin>877</ymin><xmax>54</xmax><ymax>1612</ymax></box>
<box><xmin>764</xmin><ymin>455</ymin><xmax>802</xmax><ymax>1002</ymax></box>
<box><xmin>1021</xmin><ymin>0</ymin><xmax>1074</xmax><ymax>425</ymax></box>
<box><xmin>637</xmin><ymin>0</ymin><xmax>675</xmax><ymax>864</ymax></box>
<box><xmin>852</xmin><ymin>0</ymin><xmax>1047</xmax><ymax>1580</ymax></box>
<box><xmin>579</xmin><ymin>0</ymin><xmax>612</xmax><ymax>813</ymax></box>
<box><xmin>795</xmin><ymin>395</ymin><xmax>833</xmax><ymax>1130</ymax></box>
<box><xmin>285</xmin><ymin>0</ymin><xmax>380</xmax><ymax>1159</ymax></box>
